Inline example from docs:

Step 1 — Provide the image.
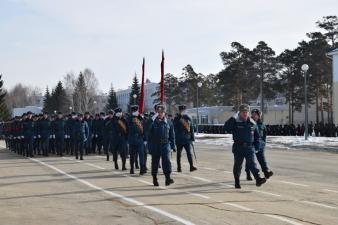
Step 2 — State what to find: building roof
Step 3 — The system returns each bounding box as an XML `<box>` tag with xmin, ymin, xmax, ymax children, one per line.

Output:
<box><xmin>327</xmin><ymin>48</ymin><xmax>338</xmax><ymax>56</ymax></box>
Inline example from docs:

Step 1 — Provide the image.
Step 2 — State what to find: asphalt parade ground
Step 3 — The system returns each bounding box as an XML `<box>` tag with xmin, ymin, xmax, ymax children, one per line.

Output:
<box><xmin>1</xmin><ymin>141</ymin><xmax>338</xmax><ymax>225</ymax></box>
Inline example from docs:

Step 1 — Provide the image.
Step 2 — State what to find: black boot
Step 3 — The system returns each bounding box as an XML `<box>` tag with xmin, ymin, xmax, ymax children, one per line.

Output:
<box><xmin>80</xmin><ymin>155</ymin><xmax>83</xmax><ymax>160</ymax></box>
<box><xmin>114</xmin><ymin>161</ymin><xmax>119</xmax><ymax>170</ymax></box>
<box><xmin>255</xmin><ymin>175</ymin><xmax>266</xmax><ymax>187</ymax></box>
<box><xmin>235</xmin><ymin>178</ymin><xmax>241</xmax><ymax>189</ymax></box>
<box><xmin>122</xmin><ymin>162</ymin><xmax>127</xmax><ymax>171</ymax></box>
<box><xmin>140</xmin><ymin>167</ymin><xmax>146</xmax><ymax>175</ymax></box>
<box><xmin>165</xmin><ymin>174</ymin><xmax>174</xmax><ymax>186</ymax></box>
<box><xmin>264</xmin><ymin>170</ymin><xmax>274</xmax><ymax>179</ymax></box>
<box><xmin>130</xmin><ymin>168</ymin><xmax>134</xmax><ymax>174</ymax></box>
<box><xmin>106</xmin><ymin>154</ymin><xmax>109</xmax><ymax>161</ymax></box>
<box><xmin>246</xmin><ymin>171</ymin><xmax>253</xmax><ymax>181</ymax></box>
<box><xmin>153</xmin><ymin>176</ymin><xmax>159</xmax><ymax>186</ymax></box>
<box><xmin>177</xmin><ymin>167</ymin><xmax>182</xmax><ymax>172</ymax></box>
<box><xmin>190</xmin><ymin>165</ymin><xmax>197</xmax><ymax>172</ymax></box>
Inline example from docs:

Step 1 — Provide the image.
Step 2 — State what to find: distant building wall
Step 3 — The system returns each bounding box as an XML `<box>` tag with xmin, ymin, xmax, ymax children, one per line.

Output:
<box><xmin>116</xmin><ymin>81</ymin><xmax>158</xmax><ymax>112</ymax></box>
<box><xmin>13</xmin><ymin>106</ymin><xmax>42</xmax><ymax>117</ymax></box>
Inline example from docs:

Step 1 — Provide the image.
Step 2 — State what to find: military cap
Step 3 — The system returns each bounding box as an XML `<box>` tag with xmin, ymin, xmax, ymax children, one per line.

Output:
<box><xmin>178</xmin><ymin>105</ymin><xmax>186</xmax><ymax>111</ymax></box>
<box><xmin>156</xmin><ymin>104</ymin><xmax>166</xmax><ymax>113</ymax></box>
<box><xmin>100</xmin><ymin>112</ymin><xmax>106</xmax><ymax>116</ymax></box>
<box><xmin>43</xmin><ymin>111</ymin><xmax>48</xmax><ymax>115</ymax></box>
<box><xmin>71</xmin><ymin>112</ymin><xmax>77</xmax><ymax>116</ymax></box>
<box><xmin>108</xmin><ymin>109</ymin><xmax>114</xmax><ymax>115</ymax></box>
<box><xmin>154</xmin><ymin>103</ymin><xmax>160</xmax><ymax>111</ymax></box>
<box><xmin>239</xmin><ymin>104</ymin><xmax>250</xmax><ymax>112</ymax></box>
<box><xmin>84</xmin><ymin>111</ymin><xmax>90</xmax><ymax>115</ymax></box>
<box><xmin>78</xmin><ymin>113</ymin><xmax>83</xmax><ymax>117</ymax></box>
<box><xmin>130</xmin><ymin>105</ymin><xmax>139</xmax><ymax>112</ymax></box>
<box><xmin>251</xmin><ymin>108</ymin><xmax>261</xmax><ymax>116</ymax></box>
<box><xmin>149</xmin><ymin>112</ymin><xmax>155</xmax><ymax>117</ymax></box>
<box><xmin>114</xmin><ymin>108</ymin><xmax>122</xmax><ymax>113</ymax></box>
<box><xmin>57</xmin><ymin>111</ymin><xmax>63</xmax><ymax>115</ymax></box>
<box><xmin>27</xmin><ymin>111</ymin><xmax>33</xmax><ymax>115</ymax></box>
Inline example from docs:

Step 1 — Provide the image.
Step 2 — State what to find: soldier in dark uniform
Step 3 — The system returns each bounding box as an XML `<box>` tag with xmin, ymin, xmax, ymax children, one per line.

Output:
<box><xmin>64</xmin><ymin>114</ymin><xmax>72</xmax><ymax>154</ymax></box>
<box><xmin>54</xmin><ymin>112</ymin><xmax>65</xmax><ymax>156</ymax></box>
<box><xmin>245</xmin><ymin>109</ymin><xmax>273</xmax><ymax>181</ymax></box>
<box><xmin>39</xmin><ymin>112</ymin><xmax>51</xmax><ymax>157</ymax></box>
<box><xmin>69</xmin><ymin>112</ymin><xmax>78</xmax><ymax>155</ymax></box>
<box><xmin>22</xmin><ymin>111</ymin><xmax>35</xmax><ymax>157</ymax></box>
<box><xmin>148</xmin><ymin>104</ymin><xmax>176</xmax><ymax>186</ymax></box>
<box><xmin>128</xmin><ymin>105</ymin><xmax>146</xmax><ymax>175</ymax></box>
<box><xmin>111</xmin><ymin>108</ymin><xmax>128</xmax><ymax>170</ymax></box>
<box><xmin>32</xmin><ymin>115</ymin><xmax>39</xmax><ymax>155</ymax></box>
<box><xmin>173</xmin><ymin>105</ymin><xmax>196</xmax><ymax>172</ymax></box>
<box><xmin>103</xmin><ymin>110</ymin><xmax>114</xmax><ymax>161</ymax></box>
<box><xmin>84</xmin><ymin>112</ymin><xmax>93</xmax><ymax>155</ymax></box>
<box><xmin>73</xmin><ymin>114</ymin><xmax>89</xmax><ymax>160</ymax></box>
<box><xmin>91</xmin><ymin>113</ymin><xmax>100</xmax><ymax>154</ymax></box>
<box><xmin>224</xmin><ymin>104</ymin><xmax>266</xmax><ymax>189</ymax></box>
<box><xmin>96</xmin><ymin>112</ymin><xmax>106</xmax><ymax>155</ymax></box>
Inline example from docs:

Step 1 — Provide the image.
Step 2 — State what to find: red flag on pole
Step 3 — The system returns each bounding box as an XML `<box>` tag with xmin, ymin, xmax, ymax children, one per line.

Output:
<box><xmin>139</xmin><ymin>57</ymin><xmax>145</xmax><ymax>114</ymax></box>
<box><xmin>160</xmin><ymin>50</ymin><xmax>165</xmax><ymax>104</ymax></box>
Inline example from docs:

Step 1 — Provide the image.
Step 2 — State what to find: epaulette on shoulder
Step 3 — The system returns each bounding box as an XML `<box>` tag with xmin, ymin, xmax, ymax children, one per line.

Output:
<box><xmin>249</xmin><ymin>118</ymin><xmax>256</xmax><ymax>125</ymax></box>
<box><xmin>183</xmin><ymin>114</ymin><xmax>192</xmax><ymax>120</ymax></box>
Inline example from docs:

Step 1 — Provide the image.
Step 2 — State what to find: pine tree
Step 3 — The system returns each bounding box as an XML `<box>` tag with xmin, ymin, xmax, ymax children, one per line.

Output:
<box><xmin>252</xmin><ymin>41</ymin><xmax>279</xmax><ymax>117</ymax></box>
<box><xmin>43</xmin><ymin>87</ymin><xmax>53</xmax><ymax>113</ymax></box>
<box><xmin>0</xmin><ymin>74</ymin><xmax>10</xmax><ymax>120</ymax></box>
<box><xmin>219</xmin><ymin>42</ymin><xmax>256</xmax><ymax>110</ymax></box>
<box><xmin>105</xmin><ymin>85</ymin><xmax>118</xmax><ymax>112</ymax></box>
<box><xmin>52</xmin><ymin>81</ymin><xmax>71</xmax><ymax>113</ymax></box>
<box><xmin>128</xmin><ymin>75</ymin><xmax>140</xmax><ymax>111</ymax></box>
<box><xmin>73</xmin><ymin>72</ymin><xmax>88</xmax><ymax>113</ymax></box>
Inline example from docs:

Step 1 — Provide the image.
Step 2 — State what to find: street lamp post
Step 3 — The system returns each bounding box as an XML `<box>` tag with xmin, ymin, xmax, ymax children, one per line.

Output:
<box><xmin>196</xmin><ymin>82</ymin><xmax>203</xmax><ymax>134</ymax></box>
<box><xmin>301</xmin><ymin>64</ymin><xmax>309</xmax><ymax>140</ymax></box>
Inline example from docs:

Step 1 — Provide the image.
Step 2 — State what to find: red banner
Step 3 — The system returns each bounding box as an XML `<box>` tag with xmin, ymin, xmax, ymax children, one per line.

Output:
<box><xmin>139</xmin><ymin>57</ymin><xmax>145</xmax><ymax>114</ymax></box>
<box><xmin>160</xmin><ymin>50</ymin><xmax>165</xmax><ymax>103</ymax></box>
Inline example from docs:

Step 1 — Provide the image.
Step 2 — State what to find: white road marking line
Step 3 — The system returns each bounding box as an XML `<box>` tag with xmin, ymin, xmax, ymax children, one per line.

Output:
<box><xmin>252</xmin><ymin>190</ymin><xmax>282</xmax><ymax>197</ymax></box>
<box><xmin>265</xmin><ymin>214</ymin><xmax>304</xmax><ymax>225</ymax></box>
<box><xmin>63</xmin><ymin>157</ymin><xmax>105</xmax><ymax>170</ymax></box>
<box><xmin>323</xmin><ymin>189</ymin><xmax>338</xmax><ymax>194</ymax></box>
<box><xmin>29</xmin><ymin>157</ymin><xmax>196</xmax><ymax>225</ymax></box>
<box><xmin>202</xmin><ymin>167</ymin><xmax>217</xmax><ymax>171</ymax></box>
<box><xmin>67</xmin><ymin>157</ymin><xmax>213</xmax><ymax>200</ymax></box>
<box><xmin>68</xmin><ymin>157</ymin><xmax>338</xmax><ymax>214</ymax></box>
<box><xmin>278</xmin><ymin>181</ymin><xmax>309</xmax><ymax>187</ymax></box>
<box><xmin>222</xmin><ymin>203</ymin><xmax>253</xmax><ymax>211</ymax></box>
<box><xmin>301</xmin><ymin>201</ymin><xmax>337</xmax><ymax>209</ymax></box>
<box><xmin>176</xmin><ymin>173</ymin><xmax>212</xmax><ymax>183</ymax></box>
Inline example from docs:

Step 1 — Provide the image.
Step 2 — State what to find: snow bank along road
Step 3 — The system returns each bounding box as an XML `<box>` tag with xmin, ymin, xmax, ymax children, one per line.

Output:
<box><xmin>0</xmin><ymin>141</ymin><xmax>338</xmax><ymax>225</ymax></box>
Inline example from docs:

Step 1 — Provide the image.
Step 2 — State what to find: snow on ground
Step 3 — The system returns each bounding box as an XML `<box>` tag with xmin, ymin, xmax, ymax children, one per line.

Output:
<box><xmin>195</xmin><ymin>133</ymin><xmax>338</xmax><ymax>152</ymax></box>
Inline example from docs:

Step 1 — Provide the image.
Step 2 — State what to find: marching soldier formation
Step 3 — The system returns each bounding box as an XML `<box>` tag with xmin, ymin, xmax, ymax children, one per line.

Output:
<box><xmin>1</xmin><ymin>103</ymin><xmax>274</xmax><ymax>188</ymax></box>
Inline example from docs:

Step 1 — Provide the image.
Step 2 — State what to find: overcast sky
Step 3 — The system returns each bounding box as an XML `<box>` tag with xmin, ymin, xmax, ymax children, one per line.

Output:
<box><xmin>1</xmin><ymin>0</ymin><xmax>337</xmax><ymax>93</ymax></box>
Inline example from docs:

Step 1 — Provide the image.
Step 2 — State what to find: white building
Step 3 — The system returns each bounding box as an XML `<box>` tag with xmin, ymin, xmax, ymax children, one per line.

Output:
<box><xmin>13</xmin><ymin>106</ymin><xmax>42</xmax><ymax>117</ymax></box>
<box><xmin>116</xmin><ymin>80</ymin><xmax>158</xmax><ymax>112</ymax></box>
<box><xmin>328</xmin><ymin>48</ymin><xmax>338</xmax><ymax>125</ymax></box>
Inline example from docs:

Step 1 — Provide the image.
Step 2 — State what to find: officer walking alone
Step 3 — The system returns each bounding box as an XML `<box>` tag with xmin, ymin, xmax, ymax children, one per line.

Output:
<box><xmin>224</xmin><ymin>104</ymin><xmax>266</xmax><ymax>189</ymax></box>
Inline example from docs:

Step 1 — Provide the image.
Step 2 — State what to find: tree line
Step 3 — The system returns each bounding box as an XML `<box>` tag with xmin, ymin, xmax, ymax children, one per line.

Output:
<box><xmin>151</xmin><ymin>15</ymin><xmax>337</xmax><ymax>124</ymax></box>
